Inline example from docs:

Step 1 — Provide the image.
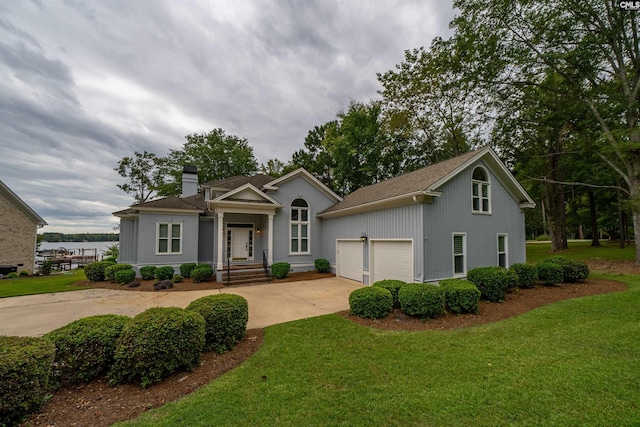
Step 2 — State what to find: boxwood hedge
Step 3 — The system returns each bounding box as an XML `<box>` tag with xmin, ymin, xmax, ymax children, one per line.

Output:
<box><xmin>191</xmin><ymin>264</ymin><xmax>213</xmax><ymax>283</ymax></box>
<box><xmin>467</xmin><ymin>266</ymin><xmax>508</xmax><ymax>302</ymax></box>
<box><xmin>84</xmin><ymin>260</ymin><xmax>116</xmax><ymax>282</ymax></box>
<box><xmin>439</xmin><ymin>279</ymin><xmax>481</xmax><ymax>314</ymax></box>
<box><xmin>108</xmin><ymin>307</ymin><xmax>205</xmax><ymax>388</ymax></box>
<box><xmin>349</xmin><ymin>286</ymin><xmax>393</xmax><ymax>319</ymax></box>
<box><xmin>542</xmin><ymin>256</ymin><xmax>589</xmax><ymax>282</ymax></box>
<box><xmin>314</xmin><ymin>258</ymin><xmax>330</xmax><ymax>273</ymax></box>
<box><xmin>271</xmin><ymin>262</ymin><xmax>291</xmax><ymax>279</ymax></box>
<box><xmin>104</xmin><ymin>264</ymin><xmax>133</xmax><ymax>282</ymax></box>
<box><xmin>537</xmin><ymin>262</ymin><xmax>564</xmax><ymax>285</ymax></box>
<box><xmin>372</xmin><ymin>279</ymin><xmax>406</xmax><ymax>308</ymax></box>
<box><xmin>510</xmin><ymin>263</ymin><xmax>538</xmax><ymax>288</ymax></box>
<box><xmin>115</xmin><ymin>269</ymin><xmax>136</xmax><ymax>285</ymax></box>
<box><xmin>180</xmin><ymin>263</ymin><xmax>198</xmax><ymax>278</ymax></box>
<box><xmin>139</xmin><ymin>265</ymin><xmax>157</xmax><ymax>280</ymax></box>
<box><xmin>186</xmin><ymin>294</ymin><xmax>249</xmax><ymax>353</ymax></box>
<box><xmin>154</xmin><ymin>266</ymin><xmax>175</xmax><ymax>281</ymax></box>
<box><xmin>398</xmin><ymin>283</ymin><xmax>445</xmax><ymax>319</ymax></box>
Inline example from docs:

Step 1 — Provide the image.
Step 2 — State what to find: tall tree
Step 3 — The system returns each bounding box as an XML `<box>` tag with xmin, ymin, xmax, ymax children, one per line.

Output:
<box><xmin>452</xmin><ymin>0</ymin><xmax>640</xmax><ymax>262</ymax></box>
<box><xmin>114</xmin><ymin>151</ymin><xmax>166</xmax><ymax>203</ymax></box>
<box><xmin>161</xmin><ymin>128</ymin><xmax>258</xmax><ymax>196</ymax></box>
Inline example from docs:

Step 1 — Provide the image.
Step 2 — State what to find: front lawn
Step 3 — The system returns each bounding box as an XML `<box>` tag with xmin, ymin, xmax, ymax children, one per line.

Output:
<box><xmin>119</xmin><ymin>273</ymin><xmax>640</xmax><ymax>427</ymax></box>
<box><xmin>0</xmin><ymin>271</ymin><xmax>87</xmax><ymax>298</ymax></box>
<box><xmin>526</xmin><ymin>240</ymin><xmax>635</xmax><ymax>263</ymax></box>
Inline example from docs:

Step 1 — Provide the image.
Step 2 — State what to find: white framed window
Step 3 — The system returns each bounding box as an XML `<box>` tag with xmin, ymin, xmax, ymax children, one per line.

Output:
<box><xmin>453</xmin><ymin>233</ymin><xmax>466</xmax><ymax>277</ymax></box>
<box><xmin>157</xmin><ymin>222</ymin><xmax>182</xmax><ymax>254</ymax></box>
<box><xmin>498</xmin><ymin>234</ymin><xmax>508</xmax><ymax>268</ymax></box>
<box><xmin>290</xmin><ymin>198</ymin><xmax>310</xmax><ymax>254</ymax></box>
<box><xmin>472</xmin><ymin>166</ymin><xmax>491</xmax><ymax>214</ymax></box>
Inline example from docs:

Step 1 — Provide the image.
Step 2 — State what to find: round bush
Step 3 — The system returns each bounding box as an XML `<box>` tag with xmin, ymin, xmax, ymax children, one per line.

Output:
<box><xmin>271</xmin><ymin>262</ymin><xmax>291</xmax><ymax>279</ymax></box>
<box><xmin>510</xmin><ymin>263</ymin><xmax>538</xmax><ymax>288</ymax></box>
<box><xmin>372</xmin><ymin>279</ymin><xmax>406</xmax><ymax>308</ymax></box>
<box><xmin>467</xmin><ymin>266</ymin><xmax>508</xmax><ymax>302</ymax></box>
<box><xmin>139</xmin><ymin>265</ymin><xmax>157</xmax><ymax>280</ymax></box>
<box><xmin>172</xmin><ymin>274</ymin><xmax>184</xmax><ymax>283</ymax></box>
<box><xmin>314</xmin><ymin>258</ymin><xmax>330</xmax><ymax>273</ymax></box>
<box><xmin>115</xmin><ymin>269</ymin><xmax>136</xmax><ymax>285</ymax></box>
<box><xmin>104</xmin><ymin>263</ymin><xmax>133</xmax><ymax>282</ymax></box>
<box><xmin>0</xmin><ymin>336</ymin><xmax>55</xmax><ymax>426</ymax></box>
<box><xmin>542</xmin><ymin>256</ymin><xmax>589</xmax><ymax>282</ymax></box>
<box><xmin>108</xmin><ymin>307</ymin><xmax>205</xmax><ymax>388</ymax></box>
<box><xmin>439</xmin><ymin>279</ymin><xmax>481</xmax><ymax>314</ymax></box>
<box><xmin>191</xmin><ymin>265</ymin><xmax>213</xmax><ymax>283</ymax></box>
<box><xmin>186</xmin><ymin>294</ymin><xmax>249</xmax><ymax>353</ymax></box>
<box><xmin>537</xmin><ymin>262</ymin><xmax>564</xmax><ymax>285</ymax></box>
<box><xmin>44</xmin><ymin>314</ymin><xmax>130</xmax><ymax>387</ymax></box>
<box><xmin>5</xmin><ymin>272</ymin><xmax>18</xmax><ymax>279</ymax></box>
<box><xmin>19</xmin><ymin>270</ymin><xmax>30</xmax><ymax>277</ymax></box>
<box><xmin>505</xmin><ymin>269</ymin><xmax>519</xmax><ymax>290</ymax></box>
<box><xmin>180</xmin><ymin>263</ymin><xmax>198</xmax><ymax>278</ymax></box>
<box><xmin>154</xmin><ymin>266</ymin><xmax>175</xmax><ymax>281</ymax></box>
<box><xmin>349</xmin><ymin>286</ymin><xmax>393</xmax><ymax>319</ymax></box>
<box><xmin>84</xmin><ymin>260</ymin><xmax>116</xmax><ymax>282</ymax></box>
<box><xmin>398</xmin><ymin>283</ymin><xmax>445</xmax><ymax>318</ymax></box>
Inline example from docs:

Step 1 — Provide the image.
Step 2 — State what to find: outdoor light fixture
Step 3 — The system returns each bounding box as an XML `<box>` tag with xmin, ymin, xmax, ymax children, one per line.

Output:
<box><xmin>360</xmin><ymin>233</ymin><xmax>368</xmax><ymax>242</ymax></box>
<box><xmin>256</xmin><ymin>228</ymin><xmax>262</xmax><ymax>235</ymax></box>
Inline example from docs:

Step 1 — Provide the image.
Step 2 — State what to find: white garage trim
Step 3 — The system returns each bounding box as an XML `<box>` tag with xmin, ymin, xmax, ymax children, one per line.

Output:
<box><xmin>336</xmin><ymin>239</ymin><xmax>364</xmax><ymax>282</ymax></box>
<box><xmin>369</xmin><ymin>239</ymin><xmax>414</xmax><ymax>284</ymax></box>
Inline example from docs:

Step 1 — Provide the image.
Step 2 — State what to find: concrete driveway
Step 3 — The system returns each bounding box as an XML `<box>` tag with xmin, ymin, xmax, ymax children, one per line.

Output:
<box><xmin>0</xmin><ymin>277</ymin><xmax>364</xmax><ymax>337</ymax></box>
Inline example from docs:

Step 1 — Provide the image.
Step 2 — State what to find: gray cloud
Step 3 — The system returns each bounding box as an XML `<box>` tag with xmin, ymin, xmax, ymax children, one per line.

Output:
<box><xmin>0</xmin><ymin>0</ymin><xmax>455</xmax><ymax>233</ymax></box>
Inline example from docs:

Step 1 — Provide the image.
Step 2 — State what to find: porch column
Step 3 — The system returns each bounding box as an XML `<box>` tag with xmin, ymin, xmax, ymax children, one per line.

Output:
<box><xmin>217</xmin><ymin>212</ymin><xmax>224</xmax><ymax>270</ymax></box>
<box><xmin>268</xmin><ymin>213</ymin><xmax>274</xmax><ymax>265</ymax></box>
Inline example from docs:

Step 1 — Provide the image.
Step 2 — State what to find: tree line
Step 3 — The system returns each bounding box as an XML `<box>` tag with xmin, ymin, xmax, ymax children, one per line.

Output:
<box><xmin>116</xmin><ymin>1</ymin><xmax>639</xmax><ymax>262</ymax></box>
<box><xmin>40</xmin><ymin>233</ymin><xmax>119</xmax><ymax>242</ymax></box>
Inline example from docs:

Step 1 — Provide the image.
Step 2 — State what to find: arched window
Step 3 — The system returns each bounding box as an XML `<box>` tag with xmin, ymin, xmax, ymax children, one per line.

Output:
<box><xmin>290</xmin><ymin>198</ymin><xmax>309</xmax><ymax>253</ymax></box>
<box><xmin>472</xmin><ymin>167</ymin><xmax>490</xmax><ymax>213</ymax></box>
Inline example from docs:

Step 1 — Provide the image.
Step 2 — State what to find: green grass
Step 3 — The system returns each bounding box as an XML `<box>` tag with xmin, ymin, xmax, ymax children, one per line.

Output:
<box><xmin>119</xmin><ymin>273</ymin><xmax>640</xmax><ymax>427</ymax></box>
<box><xmin>0</xmin><ymin>270</ymin><xmax>87</xmax><ymax>298</ymax></box>
<box><xmin>526</xmin><ymin>240</ymin><xmax>635</xmax><ymax>263</ymax></box>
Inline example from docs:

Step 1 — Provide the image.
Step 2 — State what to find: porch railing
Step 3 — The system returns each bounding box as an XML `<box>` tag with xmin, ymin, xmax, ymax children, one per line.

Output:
<box><xmin>263</xmin><ymin>250</ymin><xmax>271</xmax><ymax>282</ymax></box>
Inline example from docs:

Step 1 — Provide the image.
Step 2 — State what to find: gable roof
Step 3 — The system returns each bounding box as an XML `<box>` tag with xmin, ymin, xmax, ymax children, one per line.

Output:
<box><xmin>202</xmin><ymin>174</ymin><xmax>276</xmax><ymax>191</ymax></box>
<box><xmin>318</xmin><ymin>147</ymin><xmax>534</xmax><ymax>218</ymax></box>
<box><xmin>211</xmin><ymin>183</ymin><xmax>283</xmax><ymax>207</ymax></box>
<box><xmin>113</xmin><ymin>194</ymin><xmax>205</xmax><ymax>217</ymax></box>
<box><xmin>0</xmin><ymin>180</ymin><xmax>47</xmax><ymax>226</ymax></box>
<box><xmin>263</xmin><ymin>168</ymin><xmax>342</xmax><ymax>202</ymax></box>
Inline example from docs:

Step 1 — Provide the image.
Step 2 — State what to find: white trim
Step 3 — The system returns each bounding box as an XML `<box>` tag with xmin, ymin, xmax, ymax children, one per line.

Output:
<box><xmin>452</xmin><ymin>232</ymin><xmax>467</xmax><ymax>277</ymax></box>
<box><xmin>226</xmin><ymin>223</ymin><xmax>255</xmax><ymax>261</ymax></box>
<box><xmin>212</xmin><ymin>183</ymin><xmax>283</xmax><ymax>207</ymax></box>
<box><xmin>497</xmin><ymin>233</ymin><xmax>508</xmax><ymax>268</ymax></box>
<box><xmin>289</xmin><ymin>198</ymin><xmax>311</xmax><ymax>255</ymax></box>
<box><xmin>131</xmin><ymin>207</ymin><xmax>202</xmax><ymax>215</ymax></box>
<box><xmin>264</xmin><ymin>168</ymin><xmax>342</xmax><ymax>202</ymax></box>
<box><xmin>369</xmin><ymin>238</ymin><xmax>414</xmax><ymax>284</ymax></box>
<box><xmin>336</xmin><ymin>239</ymin><xmax>364</xmax><ymax>283</ymax></box>
<box><xmin>317</xmin><ymin>191</ymin><xmax>439</xmax><ymax>218</ymax></box>
<box><xmin>471</xmin><ymin>165</ymin><xmax>491</xmax><ymax>214</ymax></box>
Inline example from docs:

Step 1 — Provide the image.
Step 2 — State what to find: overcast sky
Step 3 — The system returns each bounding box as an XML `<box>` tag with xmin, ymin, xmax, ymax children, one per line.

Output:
<box><xmin>0</xmin><ymin>0</ymin><xmax>456</xmax><ymax>234</ymax></box>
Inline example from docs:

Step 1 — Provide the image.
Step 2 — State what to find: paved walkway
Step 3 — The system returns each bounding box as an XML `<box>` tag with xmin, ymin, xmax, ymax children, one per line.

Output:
<box><xmin>0</xmin><ymin>278</ymin><xmax>363</xmax><ymax>337</ymax></box>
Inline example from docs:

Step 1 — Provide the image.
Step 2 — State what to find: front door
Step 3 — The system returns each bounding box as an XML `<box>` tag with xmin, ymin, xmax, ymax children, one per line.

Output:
<box><xmin>230</xmin><ymin>228</ymin><xmax>253</xmax><ymax>260</ymax></box>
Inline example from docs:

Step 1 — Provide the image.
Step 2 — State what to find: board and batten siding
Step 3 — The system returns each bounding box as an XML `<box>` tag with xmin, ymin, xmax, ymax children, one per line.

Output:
<box><xmin>118</xmin><ymin>218</ymin><xmax>138</xmax><ymax>264</ymax></box>
<box><xmin>269</xmin><ymin>177</ymin><xmax>337</xmax><ymax>271</ymax></box>
<box><xmin>322</xmin><ymin>204</ymin><xmax>424</xmax><ymax>283</ymax></box>
<box><xmin>422</xmin><ymin>160</ymin><xmax>527</xmax><ymax>281</ymax></box>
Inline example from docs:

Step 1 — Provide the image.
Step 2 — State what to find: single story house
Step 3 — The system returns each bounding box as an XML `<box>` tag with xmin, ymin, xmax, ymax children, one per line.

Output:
<box><xmin>114</xmin><ymin>147</ymin><xmax>534</xmax><ymax>284</ymax></box>
<box><xmin>0</xmin><ymin>180</ymin><xmax>47</xmax><ymax>275</ymax></box>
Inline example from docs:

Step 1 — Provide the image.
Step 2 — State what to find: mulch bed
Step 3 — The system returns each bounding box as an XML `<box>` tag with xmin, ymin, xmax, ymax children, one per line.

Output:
<box><xmin>23</xmin><ymin>271</ymin><xmax>627</xmax><ymax>427</ymax></box>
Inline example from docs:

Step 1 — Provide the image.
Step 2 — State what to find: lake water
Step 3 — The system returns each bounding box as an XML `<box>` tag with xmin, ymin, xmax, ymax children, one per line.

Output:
<box><xmin>39</xmin><ymin>241</ymin><xmax>117</xmax><ymax>256</ymax></box>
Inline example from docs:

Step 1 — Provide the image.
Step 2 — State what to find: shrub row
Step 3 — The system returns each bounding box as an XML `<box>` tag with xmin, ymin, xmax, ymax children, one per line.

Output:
<box><xmin>467</xmin><ymin>266</ymin><xmax>508</xmax><ymax>302</ymax></box>
<box><xmin>2</xmin><ymin>294</ymin><xmax>249</xmax><ymax>422</ymax></box>
<box><xmin>350</xmin><ymin>279</ymin><xmax>481</xmax><ymax>320</ymax></box>
<box><xmin>84</xmin><ymin>262</ymin><xmax>216</xmax><ymax>284</ymax></box>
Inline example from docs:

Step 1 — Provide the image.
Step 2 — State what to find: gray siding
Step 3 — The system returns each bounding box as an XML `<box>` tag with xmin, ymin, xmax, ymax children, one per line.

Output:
<box><xmin>136</xmin><ymin>213</ymin><xmax>199</xmax><ymax>267</ymax></box>
<box><xmin>198</xmin><ymin>219</ymin><xmax>214</xmax><ymax>264</ymax></box>
<box><xmin>118</xmin><ymin>218</ymin><xmax>138</xmax><ymax>263</ymax></box>
<box><xmin>322</xmin><ymin>204</ymin><xmax>424</xmax><ymax>282</ymax></box>
<box><xmin>269</xmin><ymin>177</ymin><xmax>337</xmax><ymax>270</ymax></box>
<box><xmin>423</xmin><ymin>160</ymin><xmax>526</xmax><ymax>281</ymax></box>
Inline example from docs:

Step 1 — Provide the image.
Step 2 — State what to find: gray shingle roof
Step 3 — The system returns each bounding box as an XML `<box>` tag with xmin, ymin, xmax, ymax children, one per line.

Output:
<box><xmin>202</xmin><ymin>174</ymin><xmax>275</xmax><ymax>190</ymax></box>
<box><xmin>320</xmin><ymin>149</ymin><xmax>483</xmax><ymax>214</ymax></box>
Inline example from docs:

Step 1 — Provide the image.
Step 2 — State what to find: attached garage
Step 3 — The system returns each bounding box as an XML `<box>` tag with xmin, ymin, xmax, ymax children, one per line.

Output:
<box><xmin>370</xmin><ymin>239</ymin><xmax>413</xmax><ymax>284</ymax></box>
<box><xmin>336</xmin><ymin>240</ymin><xmax>363</xmax><ymax>282</ymax></box>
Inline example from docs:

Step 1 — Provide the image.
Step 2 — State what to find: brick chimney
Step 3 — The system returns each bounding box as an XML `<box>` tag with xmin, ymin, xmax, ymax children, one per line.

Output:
<box><xmin>182</xmin><ymin>165</ymin><xmax>198</xmax><ymax>197</ymax></box>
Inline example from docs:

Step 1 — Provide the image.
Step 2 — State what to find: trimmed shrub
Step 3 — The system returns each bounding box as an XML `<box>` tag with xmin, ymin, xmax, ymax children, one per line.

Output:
<box><xmin>108</xmin><ymin>307</ymin><xmax>205</xmax><ymax>388</ymax></box>
<box><xmin>39</xmin><ymin>260</ymin><xmax>53</xmax><ymax>276</ymax></box>
<box><xmin>440</xmin><ymin>279</ymin><xmax>481</xmax><ymax>314</ymax></box>
<box><xmin>537</xmin><ymin>262</ymin><xmax>564</xmax><ymax>285</ymax></box>
<box><xmin>139</xmin><ymin>265</ymin><xmax>157</xmax><ymax>280</ymax></box>
<box><xmin>191</xmin><ymin>265</ymin><xmax>213</xmax><ymax>283</ymax></box>
<box><xmin>19</xmin><ymin>270</ymin><xmax>29</xmax><ymax>277</ymax></box>
<box><xmin>44</xmin><ymin>314</ymin><xmax>130</xmax><ymax>388</ymax></box>
<box><xmin>104</xmin><ymin>263</ymin><xmax>133</xmax><ymax>282</ymax></box>
<box><xmin>510</xmin><ymin>263</ymin><xmax>538</xmax><ymax>289</ymax></box>
<box><xmin>271</xmin><ymin>262</ymin><xmax>291</xmax><ymax>279</ymax></box>
<box><xmin>187</xmin><ymin>294</ymin><xmax>249</xmax><ymax>353</ymax></box>
<box><xmin>398</xmin><ymin>283</ymin><xmax>445</xmax><ymax>319</ymax></box>
<box><xmin>172</xmin><ymin>274</ymin><xmax>184</xmax><ymax>283</ymax></box>
<box><xmin>154</xmin><ymin>266</ymin><xmax>175</xmax><ymax>281</ymax></box>
<box><xmin>372</xmin><ymin>279</ymin><xmax>406</xmax><ymax>308</ymax></box>
<box><xmin>314</xmin><ymin>258</ymin><xmax>330</xmax><ymax>273</ymax></box>
<box><xmin>84</xmin><ymin>260</ymin><xmax>116</xmax><ymax>282</ymax></box>
<box><xmin>180</xmin><ymin>263</ymin><xmax>198</xmax><ymax>278</ymax></box>
<box><xmin>505</xmin><ymin>269</ymin><xmax>519</xmax><ymax>290</ymax></box>
<box><xmin>115</xmin><ymin>269</ymin><xmax>136</xmax><ymax>285</ymax></box>
<box><xmin>542</xmin><ymin>256</ymin><xmax>590</xmax><ymax>282</ymax></box>
<box><xmin>5</xmin><ymin>272</ymin><xmax>18</xmax><ymax>279</ymax></box>
<box><xmin>349</xmin><ymin>286</ymin><xmax>393</xmax><ymax>319</ymax></box>
<box><xmin>0</xmin><ymin>336</ymin><xmax>55</xmax><ymax>426</ymax></box>
<box><xmin>467</xmin><ymin>266</ymin><xmax>508</xmax><ymax>302</ymax></box>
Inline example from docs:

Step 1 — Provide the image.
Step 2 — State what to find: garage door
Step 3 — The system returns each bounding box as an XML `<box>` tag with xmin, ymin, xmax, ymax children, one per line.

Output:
<box><xmin>337</xmin><ymin>240</ymin><xmax>363</xmax><ymax>282</ymax></box>
<box><xmin>370</xmin><ymin>240</ymin><xmax>413</xmax><ymax>283</ymax></box>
